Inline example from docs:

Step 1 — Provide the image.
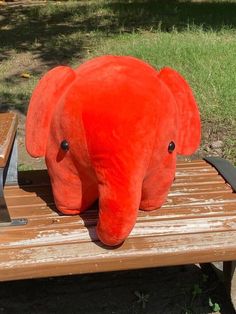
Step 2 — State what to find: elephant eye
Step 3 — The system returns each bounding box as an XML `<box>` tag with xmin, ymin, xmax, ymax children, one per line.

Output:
<box><xmin>168</xmin><ymin>141</ymin><xmax>175</xmax><ymax>153</ymax></box>
<box><xmin>60</xmin><ymin>140</ymin><xmax>69</xmax><ymax>151</ymax></box>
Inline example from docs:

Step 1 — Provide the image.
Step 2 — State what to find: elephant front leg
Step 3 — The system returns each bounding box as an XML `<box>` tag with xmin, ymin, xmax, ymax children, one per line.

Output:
<box><xmin>51</xmin><ymin>175</ymin><xmax>98</xmax><ymax>215</ymax></box>
<box><xmin>46</xmin><ymin>158</ymin><xmax>98</xmax><ymax>215</ymax></box>
<box><xmin>96</xmin><ymin>169</ymin><xmax>143</xmax><ymax>246</ymax></box>
<box><xmin>140</xmin><ymin>168</ymin><xmax>175</xmax><ymax>211</ymax></box>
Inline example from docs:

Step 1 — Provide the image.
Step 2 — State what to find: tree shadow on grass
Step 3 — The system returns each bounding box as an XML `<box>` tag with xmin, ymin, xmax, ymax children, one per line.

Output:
<box><xmin>1</xmin><ymin>1</ymin><xmax>236</xmax><ymax>65</ymax></box>
<box><xmin>0</xmin><ymin>0</ymin><xmax>236</xmax><ymax>112</ymax></box>
<box><xmin>105</xmin><ymin>0</ymin><xmax>236</xmax><ymax>33</ymax></box>
<box><xmin>0</xmin><ymin>6</ymin><xmax>86</xmax><ymax>65</ymax></box>
<box><xmin>0</xmin><ymin>92</ymin><xmax>30</xmax><ymax>114</ymax></box>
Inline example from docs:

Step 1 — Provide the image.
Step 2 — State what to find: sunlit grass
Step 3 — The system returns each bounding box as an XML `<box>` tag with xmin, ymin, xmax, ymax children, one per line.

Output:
<box><xmin>89</xmin><ymin>28</ymin><xmax>236</xmax><ymax>122</ymax></box>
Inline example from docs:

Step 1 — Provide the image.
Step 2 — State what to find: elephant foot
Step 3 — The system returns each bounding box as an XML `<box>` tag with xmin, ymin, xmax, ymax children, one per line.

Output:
<box><xmin>140</xmin><ymin>199</ymin><xmax>166</xmax><ymax>211</ymax></box>
<box><xmin>96</xmin><ymin>226</ymin><xmax>125</xmax><ymax>247</ymax></box>
<box><xmin>57</xmin><ymin>205</ymin><xmax>84</xmax><ymax>215</ymax></box>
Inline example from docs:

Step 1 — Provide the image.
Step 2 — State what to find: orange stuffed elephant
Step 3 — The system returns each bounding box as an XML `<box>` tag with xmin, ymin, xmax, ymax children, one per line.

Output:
<box><xmin>26</xmin><ymin>56</ymin><xmax>201</xmax><ymax>246</ymax></box>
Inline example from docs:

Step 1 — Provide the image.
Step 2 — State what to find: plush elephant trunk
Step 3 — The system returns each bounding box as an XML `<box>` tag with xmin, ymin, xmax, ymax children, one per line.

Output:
<box><xmin>158</xmin><ymin>67</ymin><xmax>201</xmax><ymax>155</ymax></box>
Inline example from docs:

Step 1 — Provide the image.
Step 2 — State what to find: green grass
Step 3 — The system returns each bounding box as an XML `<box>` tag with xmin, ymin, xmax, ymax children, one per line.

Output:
<box><xmin>90</xmin><ymin>28</ymin><xmax>236</xmax><ymax>122</ymax></box>
<box><xmin>0</xmin><ymin>0</ymin><xmax>236</xmax><ymax>163</ymax></box>
<box><xmin>18</xmin><ymin>163</ymin><xmax>33</xmax><ymax>171</ymax></box>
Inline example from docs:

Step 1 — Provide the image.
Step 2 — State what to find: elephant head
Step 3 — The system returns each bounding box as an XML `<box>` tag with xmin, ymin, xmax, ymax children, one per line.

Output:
<box><xmin>26</xmin><ymin>56</ymin><xmax>201</xmax><ymax>246</ymax></box>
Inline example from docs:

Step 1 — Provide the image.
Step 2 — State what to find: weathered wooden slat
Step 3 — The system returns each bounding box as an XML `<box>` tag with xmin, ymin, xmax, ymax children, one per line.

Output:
<box><xmin>1</xmin><ymin>200</ymin><xmax>236</xmax><ymax>231</ymax></box>
<box><xmin>174</xmin><ymin>175</ymin><xmax>225</xmax><ymax>185</ymax></box>
<box><xmin>1</xmin><ymin>230</ymin><xmax>236</xmax><ymax>281</ymax></box>
<box><xmin>2</xmin><ymin>200</ymin><xmax>236</xmax><ymax>232</ymax></box>
<box><xmin>3</xmin><ymin>189</ymin><xmax>235</xmax><ymax>224</ymax></box>
<box><xmin>14</xmin><ymin>161</ymin><xmax>221</xmax><ymax>186</ymax></box>
<box><xmin>175</xmin><ymin>169</ymin><xmax>218</xmax><ymax>177</ymax></box>
<box><xmin>2</xmin><ymin>211</ymin><xmax>236</xmax><ymax>250</ymax></box>
<box><xmin>4</xmin><ymin>185</ymin><xmax>52</xmax><ymax>196</ymax></box>
<box><xmin>5</xmin><ymin>194</ymin><xmax>54</xmax><ymax>207</ymax></box>
<box><xmin>4</xmin><ymin>181</ymin><xmax>232</xmax><ymax>198</ymax></box>
<box><xmin>177</xmin><ymin>160</ymin><xmax>208</xmax><ymax>167</ymax></box>
<box><xmin>4</xmin><ymin>190</ymin><xmax>236</xmax><ymax>210</ymax></box>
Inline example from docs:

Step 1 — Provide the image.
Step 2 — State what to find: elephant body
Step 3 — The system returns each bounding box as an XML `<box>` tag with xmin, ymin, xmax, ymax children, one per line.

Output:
<box><xmin>26</xmin><ymin>56</ymin><xmax>201</xmax><ymax>246</ymax></box>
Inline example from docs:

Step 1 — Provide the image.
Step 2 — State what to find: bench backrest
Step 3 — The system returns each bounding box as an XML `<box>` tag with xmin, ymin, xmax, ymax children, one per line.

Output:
<box><xmin>0</xmin><ymin>112</ymin><xmax>18</xmax><ymax>168</ymax></box>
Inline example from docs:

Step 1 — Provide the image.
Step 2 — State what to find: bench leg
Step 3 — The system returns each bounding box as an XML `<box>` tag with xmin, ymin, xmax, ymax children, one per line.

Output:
<box><xmin>0</xmin><ymin>137</ymin><xmax>27</xmax><ymax>227</ymax></box>
<box><xmin>0</xmin><ymin>167</ymin><xmax>12</xmax><ymax>224</ymax></box>
<box><xmin>5</xmin><ymin>135</ymin><xmax>18</xmax><ymax>185</ymax></box>
<box><xmin>223</xmin><ymin>261</ymin><xmax>236</xmax><ymax>310</ymax></box>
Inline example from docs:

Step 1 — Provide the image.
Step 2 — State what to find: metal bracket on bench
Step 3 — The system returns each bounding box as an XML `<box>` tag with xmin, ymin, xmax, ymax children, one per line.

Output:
<box><xmin>204</xmin><ymin>157</ymin><xmax>236</xmax><ymax>192</ymax></box>
<box><xmin>0</xmin><ymin>137</ymin><xmax>27</xmax><ymax>227</ymax></box>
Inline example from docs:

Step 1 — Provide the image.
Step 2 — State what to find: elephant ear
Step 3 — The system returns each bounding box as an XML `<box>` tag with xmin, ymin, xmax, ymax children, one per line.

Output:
<box><xmin>26</xmin><ymin>66</ymin><xmax>76</xmax><ymax>157</ymax></box>
<box><xmin>158</xmin><ymin>67</ymin><xmax>201</xmax><ymax>155</ymax></box>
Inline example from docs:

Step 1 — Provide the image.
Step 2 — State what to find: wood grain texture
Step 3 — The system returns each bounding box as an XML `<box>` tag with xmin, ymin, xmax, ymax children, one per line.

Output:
<box><xmin>0</xmin><ymin>112</ymin><xmax>18</xmax><ymax>168</ymax></box>
<box><xmin>1</xmin><ymin>160</ymin><xmax>236</xmax><ymax>281</ymax></box>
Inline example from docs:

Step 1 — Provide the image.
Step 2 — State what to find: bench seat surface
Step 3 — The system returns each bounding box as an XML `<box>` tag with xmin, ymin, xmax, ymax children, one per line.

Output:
<box><xmin>1</xmin><ymin>160</ymin><xmax>236</xmax><ymax>281</ymax></box>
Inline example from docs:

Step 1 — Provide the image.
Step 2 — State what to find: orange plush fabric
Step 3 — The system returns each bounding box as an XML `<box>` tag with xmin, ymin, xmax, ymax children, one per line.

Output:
<box><xmin>26</xmin><ymin>56</ymin><xmax>201</xmax><ymax>246</ymax></box>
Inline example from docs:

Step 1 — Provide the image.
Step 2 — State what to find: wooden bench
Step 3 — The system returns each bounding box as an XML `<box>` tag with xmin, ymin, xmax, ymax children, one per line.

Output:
<box><xmin>1</xmin><ymin>112</ymin><xmax>236</xmax><ymax>307</ymax></box>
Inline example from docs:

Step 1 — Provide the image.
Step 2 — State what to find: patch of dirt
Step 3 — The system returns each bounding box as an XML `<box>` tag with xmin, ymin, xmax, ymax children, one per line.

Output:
<box><xmin>4</xmin><ymin>52</ymin><xmax>48</xmax><ymax>78</ymax></box>
<box><xmin>0</xmin><ymin>265</ymin><xmax>235</xmax><ymax>314</ymax></box>
<box><xmin>0</xmin><ymin>0</ymin><xmax>46</xmax><ymax>8</ymax></box>
<box><xmin>178</xmin><ymin>119</ymin><xmax>236</xmax><ymax>165</ymax></box>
